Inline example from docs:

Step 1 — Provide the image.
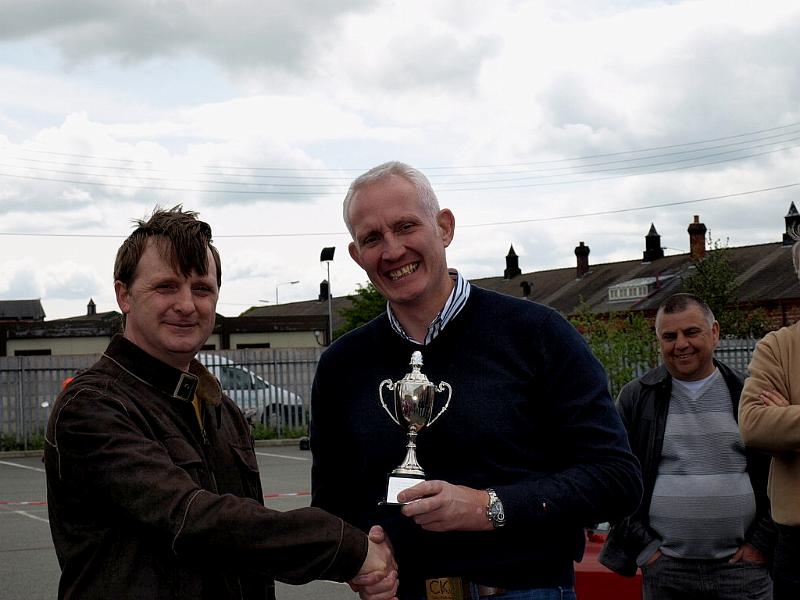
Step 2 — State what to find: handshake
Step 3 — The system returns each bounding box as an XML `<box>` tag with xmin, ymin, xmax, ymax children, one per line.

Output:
<box><xmin>350</xmin><ymin>525</ymin><xmax>399</xmax><ymax>600</ymax></box>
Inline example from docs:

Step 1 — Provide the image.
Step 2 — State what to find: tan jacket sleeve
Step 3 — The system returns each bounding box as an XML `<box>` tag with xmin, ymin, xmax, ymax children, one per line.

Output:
<box><xmin>739</xmin><ymin>328</ymin><xmax>800</xmax><ymax>453</ymax></box>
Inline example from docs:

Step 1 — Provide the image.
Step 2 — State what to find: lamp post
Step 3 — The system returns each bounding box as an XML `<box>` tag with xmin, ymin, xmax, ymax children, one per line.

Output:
<box><xmin>275</xmin><ymin>280</ymin><xmax>299</xmax><ymax>305</ymax></box>
<box><xmin>320</xmin><ymin>247</ymin><xmax>335</xmax><ymax>344</ymax></box>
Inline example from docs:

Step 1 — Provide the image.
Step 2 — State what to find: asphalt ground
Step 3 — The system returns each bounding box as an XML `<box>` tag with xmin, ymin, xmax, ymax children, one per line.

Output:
<box><xmin>0</xmin><ymin>443</ymin><xmax>357</xmax><ymax>600</ymax></box>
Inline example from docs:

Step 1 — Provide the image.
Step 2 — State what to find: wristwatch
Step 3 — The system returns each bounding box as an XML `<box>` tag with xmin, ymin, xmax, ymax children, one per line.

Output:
<box><xmin>485</xmin><ymin>488</ymin><xmax>506</xmax><ymax>528</ymax></box>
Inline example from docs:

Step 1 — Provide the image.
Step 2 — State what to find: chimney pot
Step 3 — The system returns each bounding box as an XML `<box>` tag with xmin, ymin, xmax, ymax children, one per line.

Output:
<box><xmin>575</xmin><ymin>241</ymin><xmax>590</xmax><ymax>278</ymax></box>
<box><xmin>318</xmin><ymin>280</ymin><xmax>330</xmax><ymax>302</ymax></box>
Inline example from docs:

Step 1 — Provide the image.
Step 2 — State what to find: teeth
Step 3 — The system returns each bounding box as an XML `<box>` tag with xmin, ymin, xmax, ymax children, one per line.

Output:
<box><xmin>388</xmin><ymin>262</ymin><xmax>419</xmax><ymax>280</ymax></box>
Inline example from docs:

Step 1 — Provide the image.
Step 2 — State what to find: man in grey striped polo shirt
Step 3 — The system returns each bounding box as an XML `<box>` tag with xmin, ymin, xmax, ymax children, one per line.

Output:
<box><xmin>600</xmin><ymin>293</ymin><xmax>775</xmax><ymax>599</ymax></box>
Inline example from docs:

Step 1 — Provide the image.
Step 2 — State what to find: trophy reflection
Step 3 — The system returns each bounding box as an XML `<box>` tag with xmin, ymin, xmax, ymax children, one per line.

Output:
<box><xmin>378</xmin><ymin>351</ymin><xmax>452</xmax><ymax>504</ymax></box>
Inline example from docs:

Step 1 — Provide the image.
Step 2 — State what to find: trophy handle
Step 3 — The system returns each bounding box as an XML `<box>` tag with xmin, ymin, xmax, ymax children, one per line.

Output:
<box><xmin>428</xmin><ymin>381</ymin><xmax>453</xmax><ymax>426</ymax></box>
<box><xmin>378</xmin><ymin>379</ymin><xmax>401</xmax><ymax>426</ymax></box>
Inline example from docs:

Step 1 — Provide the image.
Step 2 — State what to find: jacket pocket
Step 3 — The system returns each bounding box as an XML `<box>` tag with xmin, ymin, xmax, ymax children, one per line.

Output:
<box><xmin>161</xmin><ymin>435</ymin><xmax>205</xmax><ymax>485</ymax></box>
<box><xmin>228</xmin><ymin>442</ymin><xmax>263</xmax><ymax>501</ymax></box>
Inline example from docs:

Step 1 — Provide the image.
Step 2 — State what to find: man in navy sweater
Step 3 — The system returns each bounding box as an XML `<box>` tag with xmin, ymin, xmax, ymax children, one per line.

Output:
<box><xmin>311</xmin><ymin>161</ymin><xmax>642</xmax><ymax>600</ymax></box>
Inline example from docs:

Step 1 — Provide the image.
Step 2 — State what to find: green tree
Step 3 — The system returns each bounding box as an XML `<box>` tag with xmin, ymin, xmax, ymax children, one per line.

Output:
<box><xmin>334</xmin><ymin>282</ymin><xmax>386</xmax><ymax>338</ymax></box>
<box><xmin>681</xmin><ymin>239</ymin><xmax>770</xmax><ymax>338</ymax></box>
<box><xmin>570</xmin><ymin>305</ymin><xmax>659</xmax><ymax>399</ymax></box>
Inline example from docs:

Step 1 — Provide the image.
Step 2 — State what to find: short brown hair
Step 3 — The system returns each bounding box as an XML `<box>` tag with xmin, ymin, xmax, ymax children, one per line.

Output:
<box><xmin>655</xmin><ymin>293</ymin><xmax>715</xmax><ymax>330</ymax></box>
<box><xmin>114</xmin><ymin>205</ymin><xmax>221</xmax><ymax>287</ymax></box>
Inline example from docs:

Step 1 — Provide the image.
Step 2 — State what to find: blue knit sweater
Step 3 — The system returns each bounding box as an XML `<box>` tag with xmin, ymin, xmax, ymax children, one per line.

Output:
<box><xmin>311</xmin><ymin>286</ymin><xmax>641</xmax><ymax>594</ymax></box>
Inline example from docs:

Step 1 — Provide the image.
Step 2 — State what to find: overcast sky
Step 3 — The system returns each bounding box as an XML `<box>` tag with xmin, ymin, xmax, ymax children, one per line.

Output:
<box><xmin>1</xmin><ymin>0</ymin><xmax>799</xmax><ymax>319</ymax></box>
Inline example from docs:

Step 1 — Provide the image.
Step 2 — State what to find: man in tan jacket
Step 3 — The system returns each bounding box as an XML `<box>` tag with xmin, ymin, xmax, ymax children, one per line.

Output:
<box><xmin>739</xmin><ymin>241</ymin><xmax>800</xmax><ymax>600</ymax></box>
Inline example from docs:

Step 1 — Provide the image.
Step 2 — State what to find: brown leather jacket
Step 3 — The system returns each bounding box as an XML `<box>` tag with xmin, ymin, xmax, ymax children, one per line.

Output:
<box><xmin>45</xmin><ymin>335</ymin><xmax>366</xmax><ymax>599</ymax></box>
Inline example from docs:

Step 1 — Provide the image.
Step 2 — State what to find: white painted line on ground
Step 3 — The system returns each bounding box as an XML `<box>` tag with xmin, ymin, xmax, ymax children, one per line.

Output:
<box><xmin>255</xmin><ymin>452</ymin><xmax>310</xmax><ymax>461</ymax></box>
<box><xmin>14</xmin><ymin>511</ymin><xmax>49</xmax><ymax>524</ymax></box>
<box><xmin>0</xmin><ymin>460</ymin><xmax>45</xmax><ymax>473</ymax></box>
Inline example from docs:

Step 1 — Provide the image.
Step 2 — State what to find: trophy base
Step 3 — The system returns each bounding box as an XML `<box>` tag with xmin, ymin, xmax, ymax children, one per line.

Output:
<box><xmin>382</xmin><ymin>472</ymin><xmax>425</xmax><ymax>505</ymax></box>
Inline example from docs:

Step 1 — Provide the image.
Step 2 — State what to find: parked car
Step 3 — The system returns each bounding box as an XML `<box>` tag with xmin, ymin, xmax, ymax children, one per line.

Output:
<box><xmin>574</xmin><ymin>523</ymin><xmax>641</xmax><ymax>600</ymax></box>
<box><xmin>197</xmin><ymin>354</ymin><xmax>306</xmax><ymax>428</ymax></box>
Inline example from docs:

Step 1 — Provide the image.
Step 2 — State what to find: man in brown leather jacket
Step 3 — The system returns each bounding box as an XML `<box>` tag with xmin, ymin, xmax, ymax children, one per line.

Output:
<box><xmin>44</xmin><ymin>206</ymin><xmax>397</xmax><ymax>600</ymax></box>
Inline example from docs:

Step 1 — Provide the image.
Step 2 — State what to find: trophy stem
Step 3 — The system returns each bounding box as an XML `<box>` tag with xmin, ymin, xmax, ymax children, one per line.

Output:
<box><xmin>392</xmin><ymin>428</ymin><xmax>425</xmax><ymax>477</ymax></box>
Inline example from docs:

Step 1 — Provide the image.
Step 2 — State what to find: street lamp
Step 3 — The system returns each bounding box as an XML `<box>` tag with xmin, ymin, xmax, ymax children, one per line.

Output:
<box><xmin>320</xmin><ymin>247</ymin><xmax>335</xmax><ymax>344</ymax></box>
<box><xmin>275</xmin><ymin>280</ymin><xmax>299</xmax><ymax>305</ymax></box>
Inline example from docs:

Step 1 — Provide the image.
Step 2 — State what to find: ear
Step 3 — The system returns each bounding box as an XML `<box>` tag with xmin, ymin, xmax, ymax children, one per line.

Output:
<box><xmin>711</xmin><ymin>319</ymin><xmax>721</xmax><ymax>343</ymax></box>
<box><xmin>114</xmin><ymin>280</ymin><xmax>132</xmax><ymax>315</ymax></box>
<box><xmin>437</xmin><ymin>209</ymin><xmax>455</xmax><ymax>248</ymax></box>
<box><xmin>348</xmin><ymin>241</ymin><xmax>364</xmax><ymax>268</ymax></box>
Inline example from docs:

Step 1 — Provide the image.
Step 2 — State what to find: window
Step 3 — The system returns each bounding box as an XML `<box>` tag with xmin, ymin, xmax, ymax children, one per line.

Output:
<box><xmin>220</xmin><ymin>366</ymin><xmax>255</xmax><ymax>391</ymax></box>
<box><xmin>14</xmin><ymin>349</ymin><xmax>52</xmax><ymax>356</ymax></box>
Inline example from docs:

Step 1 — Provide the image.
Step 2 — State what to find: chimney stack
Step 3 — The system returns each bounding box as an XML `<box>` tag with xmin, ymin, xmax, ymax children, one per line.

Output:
<box><xmin>783</xmin><ymin>202</ymin><xmax>800</xmax><ymax>245</ymax></box>
<box><xmin>575</xmin><ymin>241</ymin><xmax>590</xmax><ymax>278</ymax></box>
<box><xmin>504</xmin><ymin>245</ymin><xmax>521</xmax><ymax>279</ymax></box>
<box><xmin>318</xmin><ymin>280</ymin><xmax>330</xmax><ymax>302</ymax></box>
<box><xmin>688</xmin><ymin>215</ymin><xmax>707</xmax><ymax>259</ymax></box>
<box><xmin>643</xmin><ymin>223</ymin><xmax>664</xmax><ymax>262</ymax></box>
<box><xmin>87</xmin><ymin>298</ymin><xmax>96</xmax><ymax>316</ymax></box>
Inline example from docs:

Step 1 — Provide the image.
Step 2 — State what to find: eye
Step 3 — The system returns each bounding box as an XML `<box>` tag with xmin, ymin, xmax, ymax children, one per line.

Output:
<box><xmin>397</xmin><ymin>222</ymin><xmax>416</xmax><ymax>233</ymax></box>
<box><xmin>156</xmin><ymin>283</ymin><xmax>177</xmax><ymax>293</ymax></box>
<box><xmin>361</xmin><ymin>234</ymin><xmax>379</xmax><ymax>247</ymax></box>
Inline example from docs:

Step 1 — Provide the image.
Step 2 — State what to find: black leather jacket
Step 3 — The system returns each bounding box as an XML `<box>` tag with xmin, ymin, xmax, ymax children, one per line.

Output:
<box><xmin>45</xmin><ymin>335</ymin><xmax>366</xmax><ymax>599</ymax></box>
<box><xmin>599</xmin><ymin>360</ymin><xmax>776</xmax><ymax>576</ymax></box>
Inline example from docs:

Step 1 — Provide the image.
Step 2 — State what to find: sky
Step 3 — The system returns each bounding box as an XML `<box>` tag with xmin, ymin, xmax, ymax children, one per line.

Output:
<box><xmin>1</xmin><ymin>0</ymin><xmax>799</xmax><ymax>320</ymax></box>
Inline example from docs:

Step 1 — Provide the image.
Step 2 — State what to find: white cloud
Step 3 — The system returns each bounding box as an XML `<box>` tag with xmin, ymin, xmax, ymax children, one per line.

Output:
<box><xmin>2</xmin><ymin>0</ymin><xmax>800</xmax><ymax>318</ymax></box>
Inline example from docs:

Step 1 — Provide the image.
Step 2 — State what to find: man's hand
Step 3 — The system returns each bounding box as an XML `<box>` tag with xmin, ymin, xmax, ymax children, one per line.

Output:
<box><xmin>397</xmin><ymin>480</ymin><xmax>491</xmax><ymax>532</ymax></box>
<box><xmin>760</xmin><ymin>389</ymin><xmax>790</xmax><ymax>407</ymax></box>
<box><xmin>729</xmin><ymin>542</ymin><xmax>767</xmax><ymax>565</ymax></box>
<box><xmin>349</xmin><ymin>525</ymin><xmax>398</xmax><ymax>600</ymax></box>
<box><xmin>645</xmin><ymin>549</ymin><xmax>662</xmax><ymax>566</ymax></box>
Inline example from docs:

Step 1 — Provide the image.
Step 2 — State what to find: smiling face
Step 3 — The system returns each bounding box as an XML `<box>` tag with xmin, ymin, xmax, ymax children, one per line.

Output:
<box><xmin>347</xmin><ymin>174</ymin><xmax>455</xmax><ymax>319</ymax></box>
<box><xmin>115</xmin><ymin>238</ymin><xmax>219</xmax><ymax>371</ymax></box>
<box><xmin>656</xmin><ymin>303</ymin><xmax>720</xmax><ymax>381</ymax></box>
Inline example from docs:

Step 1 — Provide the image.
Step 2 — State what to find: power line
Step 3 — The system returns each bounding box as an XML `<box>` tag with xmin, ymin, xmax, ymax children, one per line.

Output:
<box><xmin>1</xmin><ymin>182</ymin><xmax>795</xmax><ymax>238</ymax></box>
<box><xmin>458</xmin><ymin>182</ymin><xmax>800</xmax><ymax>227</ymax></box>
<box><xmin>6</xmin><ymin>126</ymin><xmax>800</xmax><ymax>184</ymax></box>
<box><xmin>2</xmin><ymin>141</ymin><xmax>798</xmax><ymax>194</ymax></box>
<box><xmin>8</xmin><ymin>121</ymin><xmax>800</xmax><ymax>173</ymax></box>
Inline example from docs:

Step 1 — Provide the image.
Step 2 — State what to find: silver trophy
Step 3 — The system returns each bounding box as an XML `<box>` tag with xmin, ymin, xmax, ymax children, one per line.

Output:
<box><xmin>378</xmin><ymin>351</ymin><xmax>453</xmax><ymax>504</ymax></box>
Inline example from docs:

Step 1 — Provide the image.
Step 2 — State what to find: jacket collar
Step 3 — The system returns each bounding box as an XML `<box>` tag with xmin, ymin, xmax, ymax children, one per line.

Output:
<box><xmin>638</xmin><ymin>358</ymin><xmax>740</xmax><ymax>389</ymax></box>
<box><xmin>103</xmin><ymin>334</ymin><xmax>220</xmax><ymax>404</ymax></box>
<box><xmin>639</xmin><ymin>363</ymin><xmax>671</xmax><ymax>387</ymax></box>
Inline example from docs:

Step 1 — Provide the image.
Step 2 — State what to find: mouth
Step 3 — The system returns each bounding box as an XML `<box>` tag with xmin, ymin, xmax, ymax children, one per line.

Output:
<box><xmin>387</xmin><ymin>262</ymin><xmax>419</xmax><ymax>281</ymax></box>
<box><xmin>166</xmin><ymin>322</ymin><xmax>197</xmax><ymax>329</ymax></box>
<box><xmin>675</xmin><ymin>352</ymin><xmax>694</xmax><ymax>360</ymax></box>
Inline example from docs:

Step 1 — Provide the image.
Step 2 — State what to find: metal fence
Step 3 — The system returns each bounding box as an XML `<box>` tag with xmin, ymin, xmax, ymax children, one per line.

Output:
<box><xmin>0</xmin><ymin>338</ymin><xmax>761</xmax><ymax>449</ymax></box>
<box><xmin>716</xmin><ymin>338</ymin><xmax>759</xmax><ymax>374</ymax></box>
<box><xmin>0</xmin><ymin>348</ymin><xmax>323</xmax><ymax>449</ymax></box>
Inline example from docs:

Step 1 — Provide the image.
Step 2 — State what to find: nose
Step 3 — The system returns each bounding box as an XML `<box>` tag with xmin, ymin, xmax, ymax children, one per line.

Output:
<box><xmin>173</xmin><ymin>285</ymin><xmax>196</xmax><ymax>315</ymax></box>
<box><xmin>381</xmin><ymin>233</ymin><xmax>404</xmax><ymax>261</ymax></box>
<box><xmin>674</xmin><ymin>332</ymin><xmax>690</xmax><ymax>349</ymax></box>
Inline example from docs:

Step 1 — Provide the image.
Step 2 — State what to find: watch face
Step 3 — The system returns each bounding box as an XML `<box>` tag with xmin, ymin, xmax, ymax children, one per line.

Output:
<box><xmin>489</xmin><ymin>501</ymin><xmax>505</xmax><ymax>526</ymax></box>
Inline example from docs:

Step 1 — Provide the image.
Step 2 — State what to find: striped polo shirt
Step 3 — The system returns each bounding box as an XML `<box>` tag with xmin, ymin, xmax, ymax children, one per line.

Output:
<box><xmin>387</xmin><ymin>269</ymin><xmax>471</xmax><ymax>345</ymax></box>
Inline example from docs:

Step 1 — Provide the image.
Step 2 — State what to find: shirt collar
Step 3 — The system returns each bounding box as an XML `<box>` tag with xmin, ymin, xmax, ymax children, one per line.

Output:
<box><xmin>386</xmin><ymin>269</ymin><xmax>471</xmax><ymax>345</ymax></box>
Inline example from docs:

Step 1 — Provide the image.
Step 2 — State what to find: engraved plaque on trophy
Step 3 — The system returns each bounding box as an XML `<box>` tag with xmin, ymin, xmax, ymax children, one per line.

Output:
<box><xmin>378</xmin><ymin>351</ymin><xmax>452</xmax><ymax>504</ymax></box>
